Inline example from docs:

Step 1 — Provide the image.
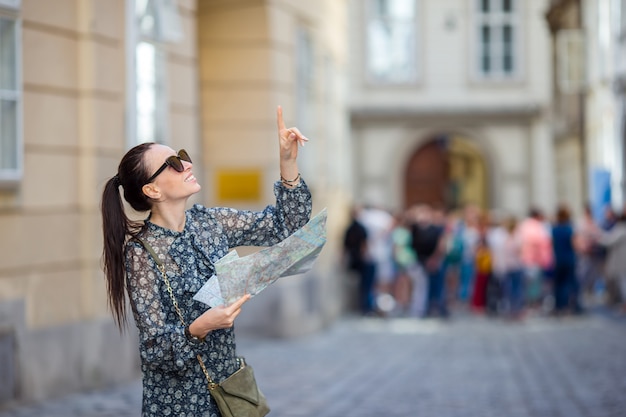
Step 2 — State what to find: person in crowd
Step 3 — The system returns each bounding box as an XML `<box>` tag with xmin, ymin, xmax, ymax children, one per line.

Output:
<box><xmin>457</xmin><ymin>204</ymin><xmax>481</xmax><ymax>304</ymax></box>
<box><xmin>411</xmin><ymin>204</ymin><xmax>447</xmax><ymax>317</ymax></box>
<box><xmin>344</xmin><ymin>205</ymin><xmax>367</xmax><ymax>272</ymax></box>
<box><xmin>518</xmin><ymin>207</ymin><xmax>553</xmax><ymax>311</ymax></box>
<box><xmin>359</xmin><ymin>205</ymin><xmax>395</xmax><ymax>315</ymax></box>
<box><xmin>500</xmin><ymin>216</ymin><xmax>525</xmax><ymax>319</ymax></box>
<box><xmin>441</xmin><ymin>209</ymin><xmax>464</xmax><ymax>307</ymax></box>
<box><xmin>486</xmin><ymin>211</ymin><xmax>507</xmax><ymax>315</ymax></box>
<box><xmin>574</xmin><ymin>203</ymin><xmax>604</xmax><ymax>305</ymax></box>
<box><xmin>601</xmin><ymin>206</ymin><xmax>618</xmax><ymax>231</ymax></box>
<box><xmin>471</xmin><ymin>213</ymin><xmax>492</xmax><ymax>313</ymax></box>
<box><xmin>100</xmin><ymin>106</ymin><xmax>312</xmax><ymax>417</ymax></box>
<box><xmin>391</xmin><ymin>208</ymin><xmax>428</xmax><ymax>317</ymax></box>
<box><xmin>552</xmin><ymin>205</ymin><xmax>582</xmax><ymax>315</ymax></box>
<box><xmin>598</xmin><ymin>205</ymin><xmax>619</xmax><ymax>304</ymax></box>
<box><xmin>597</xmin><ymin>208</ymin><xmax>626</xmax><ymax>314</ymax></box>
<box><xmin>343</xmin><ymin>205</ymin><xmax>376</xmax><ymax>315</ymax></box>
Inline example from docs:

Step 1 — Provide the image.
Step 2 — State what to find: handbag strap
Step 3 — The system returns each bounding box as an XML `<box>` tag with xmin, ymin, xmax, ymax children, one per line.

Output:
<box><xmin>134</xmin><ymin>237</ymin><xmax>221</xmax><ymax>388</ymax></box>
<box><xmin>137</xmin><ymin>238</ymin><xmax>187</xmax><ymax>326</ymax></box>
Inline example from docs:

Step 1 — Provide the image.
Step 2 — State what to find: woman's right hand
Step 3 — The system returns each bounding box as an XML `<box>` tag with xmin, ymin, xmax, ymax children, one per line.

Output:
<box><xmin>277</xmin><ymin>105</ymin><xmax>308</xmax><ymax>163</ymax></box>
<box><xmin>188</xmin><ymin>294</ymin><xmax>251</xmax><ymax>339</ymax></box>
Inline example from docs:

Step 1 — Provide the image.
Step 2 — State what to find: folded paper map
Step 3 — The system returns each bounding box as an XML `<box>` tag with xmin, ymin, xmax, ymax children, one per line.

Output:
<box><xmin>193</xmin><ymin>208</ymin><xmax>327</xmax><ymax>307</ymax></box>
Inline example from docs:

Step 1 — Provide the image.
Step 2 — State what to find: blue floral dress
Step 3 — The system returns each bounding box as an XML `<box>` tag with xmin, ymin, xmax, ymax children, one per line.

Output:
<box><xmin>125</xmin><ymin>181</ymin><xmax>312</xmax><ymax>416</ymax></box>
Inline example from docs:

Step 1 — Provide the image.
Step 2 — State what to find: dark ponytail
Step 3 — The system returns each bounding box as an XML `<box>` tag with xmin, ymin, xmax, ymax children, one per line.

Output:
<box><xmin>101</xmin><ymin>142</ymin><xmax>154</xmax><ymax>330</ymax></box>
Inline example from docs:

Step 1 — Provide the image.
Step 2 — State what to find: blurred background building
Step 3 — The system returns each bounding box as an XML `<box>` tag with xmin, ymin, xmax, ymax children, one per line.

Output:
<box><xmin>0</xmin><ymin>0</ymin><xmax>624</xmax><ymax>408</ymax></box>
<box><xmin>547</xmin><ymin>0</ymin><xmax>626</xmax><ymax>223</ymax></box>
<box><xmin>581</xmin><ymin>0</ymin><xmax>626</xmax><ymax>220</ymax></box>
<box><xmin>349</xmin><ymin>0</ymin><xmax>555</xmax><ymax>215</ymax></box>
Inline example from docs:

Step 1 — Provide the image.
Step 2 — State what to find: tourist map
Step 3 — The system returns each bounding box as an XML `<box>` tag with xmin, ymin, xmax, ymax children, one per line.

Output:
<box><xmin>193</xmin><ymin>208</ymin><xmax>327</xmax><ymax>307</ymax></box>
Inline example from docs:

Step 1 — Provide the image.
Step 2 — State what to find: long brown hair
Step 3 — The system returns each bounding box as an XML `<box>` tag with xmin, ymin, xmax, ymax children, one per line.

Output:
<box><xmin>101</xmin><ymin>142</ymin><xmax>154</xmax><ymax>330</ymax></box>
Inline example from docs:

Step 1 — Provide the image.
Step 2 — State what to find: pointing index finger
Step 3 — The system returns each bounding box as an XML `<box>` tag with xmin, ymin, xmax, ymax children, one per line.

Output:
<box><xmin>276</xmin><ymin>105</ymin><xmax>286</xmax><ymax>131</ymax></box>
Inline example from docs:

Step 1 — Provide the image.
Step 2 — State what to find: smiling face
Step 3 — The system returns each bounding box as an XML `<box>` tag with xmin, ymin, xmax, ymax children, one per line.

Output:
<box><xmin>142</xmin><ymin>144</ymin><xmax>201</xmax><ymax>202</ymax></box>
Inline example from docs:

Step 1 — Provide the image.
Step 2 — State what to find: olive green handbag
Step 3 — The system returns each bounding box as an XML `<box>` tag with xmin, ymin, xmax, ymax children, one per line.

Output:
<box><xmin>205</xmin><ymin>357</ymin><xmax>270</xmax><ymax>417</ymax></box>
<box><xmin>137</xmin><ymin>238</ymin><xmax>270</xmax><ymax>417</ymax></box>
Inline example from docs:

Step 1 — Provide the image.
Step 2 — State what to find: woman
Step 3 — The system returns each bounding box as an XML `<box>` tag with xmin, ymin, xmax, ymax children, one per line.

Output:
<box><xmin>518</xmin><ymin>208</ymin><xmax>553</xmax><ymax>308</ymax></box>
<box><xmin>390</xmin><ymin>210</ymin><xmax>426</xmax><ymax>317</ymax></box>
<box><xmin>501</xmin><ymin>217</ymin><xmax>525</xmax><ymax>319</ymax></box>
<box><xmin>471</xmin><ymin>236</ymin><xmax>491</xmax><ymax>312</ymax></box>
<box><xmin>470</xmin><ymin>213</ymin><xmax>491</xmax><ymax>313</ymax></box>
<box><xmin>101</xmin><ymin>106</ymin><xmax>312</xmax><ymax>416</ymax></box>
<box><xmin>574</xmin><ymin>204</ymin><xmax>603</xmax><ymax>297</ymax></box>
<box><xmin>551</xmin><ymin>205</ymin><xmax>580</xmax><ymax>314</ymax></box>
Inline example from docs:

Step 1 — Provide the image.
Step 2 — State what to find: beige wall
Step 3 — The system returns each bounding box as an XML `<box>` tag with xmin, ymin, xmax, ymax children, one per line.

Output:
<box><xmin>197</xmin><ymin>0</ymin><xmax>351</xmax><ymax>336</ymax></box>
<box><xmin>0</xmin><ymin>0</ymin><xmax>201</xmax><ymax>404</ymax></box>
<box><xmin>2</xmin><ymin>0</ymin><xmax>129</xmax><ymax>327</ymax></box>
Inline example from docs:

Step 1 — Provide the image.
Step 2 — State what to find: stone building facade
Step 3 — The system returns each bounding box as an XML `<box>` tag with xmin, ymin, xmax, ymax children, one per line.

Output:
<box><xmin>580</xmin><ymin>0</ymin><xmax>626</xmax><ymax>214</ymax></box>
<box><xmin>348</xmin><ymin>0</ymin><xmax>556</xmax><ymax>217</ymax></box>
<box><xmin>546</xmin><ymin>0</ymin><xmax>626</xmax><ymax>219</ymax></box>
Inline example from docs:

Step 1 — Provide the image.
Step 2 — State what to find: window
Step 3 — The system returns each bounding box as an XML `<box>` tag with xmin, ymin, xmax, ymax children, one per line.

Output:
<box><xmin>0</xmin><ymin>3</ymin><xmax>21</xmax><ymax>183</ymax></box>
<box><xmin>295</xmin><ymin>27</ymin><xmax>315</xmax><ymax>181</ymax></box>
<box><xmin>474</xmin><ymin>0</ymin><xmax>521</xmax><ymax>81</ymax></box>
<box><xmin>135</xmin><ymin>38</ymin><xmax>165</xmax><ymax>144</ymax></box>
<box><xmin>366</xmin><ymin>0</ymin><xmax>418</xmax><ymax>84</ymax></box>
<box><xmin>128</xmin><ymin>0</ymin><xmax>182</xmax><ymax>145</ymax></box>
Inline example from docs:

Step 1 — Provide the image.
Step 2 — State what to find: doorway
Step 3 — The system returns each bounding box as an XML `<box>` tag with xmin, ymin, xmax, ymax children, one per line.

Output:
<box><xmin>404</xmin><ymin>135</ymin><xmax>487</xmax><ymax>210</ymax></box>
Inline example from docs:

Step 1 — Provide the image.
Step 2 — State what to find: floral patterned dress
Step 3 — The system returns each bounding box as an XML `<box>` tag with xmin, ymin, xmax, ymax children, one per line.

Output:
<box><xmin>125</xmin><ymin>181</ymin><xmax>312</xmax><ymax>417</ymax></box>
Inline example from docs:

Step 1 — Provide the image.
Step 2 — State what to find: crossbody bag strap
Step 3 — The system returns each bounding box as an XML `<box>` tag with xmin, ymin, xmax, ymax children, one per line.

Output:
<box><xmin>134</xmin><ymin>237</ymin><xmax>186</xmax><ymax>326</ymax></box>
<box><xmin>134</xmin><ymin>236</ymin><xmax>220</xmax><ymax>387</ymax></box>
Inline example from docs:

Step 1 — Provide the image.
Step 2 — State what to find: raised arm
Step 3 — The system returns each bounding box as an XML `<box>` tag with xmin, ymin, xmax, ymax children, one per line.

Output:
<box><xmin>277</xmin><ymin>105</ymin><xmax>308</xmax><ymax>188</ymax></box>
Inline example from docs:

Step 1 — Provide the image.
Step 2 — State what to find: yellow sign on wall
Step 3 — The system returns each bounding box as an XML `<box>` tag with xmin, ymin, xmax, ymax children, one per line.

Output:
<box><xmin>217</xmin><ymin>170</ymin><xmax>262</xmax><ymax>202</ymax></box>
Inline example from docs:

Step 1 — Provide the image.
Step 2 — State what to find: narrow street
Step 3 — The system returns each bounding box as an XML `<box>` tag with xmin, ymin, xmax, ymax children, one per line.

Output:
<box><xmin>1</xmin><ymin>309</ymin><xmax>624</xmax><ymax>417</ymax></box>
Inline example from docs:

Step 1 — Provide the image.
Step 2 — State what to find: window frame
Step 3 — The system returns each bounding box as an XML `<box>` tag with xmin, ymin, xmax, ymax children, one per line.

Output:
<box><xmin>470</xmin><ymin>0</ymin><xmax>524</xmax><ymax>83</ymax></box>
<box><xmin>126</xmin><ymin>0</ymin><xmax>181</xmax><ymax>147</ymax></box>
<box><xmin>364</xmin><ymin>0</ymin><xmax>420</xmax><ymax>86</ymax></box>
<box><xmin>295</xmin><ymin>26</ymin><xmax>315</xmax><ymax>182</ymax></box>
<box><xmin>134</xmin><ymin>39</ymin><xmax>168</xmax><ymax>145</ymax></box>
<box><xmin>0</xmin><ymin>6</ymin><xmax>22</xmax><ymax>185</ymax></box>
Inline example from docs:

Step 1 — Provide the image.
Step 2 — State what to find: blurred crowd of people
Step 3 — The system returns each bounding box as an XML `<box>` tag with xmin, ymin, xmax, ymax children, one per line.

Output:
<box><xmin>343</xmin><ymin>201</ymin><xmax>626</xmax><ymax>320</ymax></box>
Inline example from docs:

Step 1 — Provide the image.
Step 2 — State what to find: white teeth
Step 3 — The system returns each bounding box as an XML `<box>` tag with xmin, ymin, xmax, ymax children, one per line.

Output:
<box><xmin>185</xmin><ymin>175</ymin><xmax>195</xmax><ymax>182</ymax></box>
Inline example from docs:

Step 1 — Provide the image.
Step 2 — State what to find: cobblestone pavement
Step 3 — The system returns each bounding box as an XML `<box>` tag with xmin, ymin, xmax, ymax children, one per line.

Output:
<box><xmin>1</xmin><ymin>310</ymin><xmax>625</xmax><ymax>417</ymax></box>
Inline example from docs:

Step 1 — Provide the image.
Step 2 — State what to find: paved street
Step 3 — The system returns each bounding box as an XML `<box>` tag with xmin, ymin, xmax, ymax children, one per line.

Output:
<box><xmin>1</xmin><ymin>310</ymin><xmax>625</xmax><ymax>417</ymax></box>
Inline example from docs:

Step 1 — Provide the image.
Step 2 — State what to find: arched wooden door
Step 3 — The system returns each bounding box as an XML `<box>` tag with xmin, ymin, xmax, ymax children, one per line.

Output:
<box><xmin>404</xmin><ymin>139</ymin><xmax>449</xmax><ymax>208</ymax></box>
<box><xmin>404</xmin><ymin>136</ymin><xmax>488</xmax><ymax>210</ymax></box>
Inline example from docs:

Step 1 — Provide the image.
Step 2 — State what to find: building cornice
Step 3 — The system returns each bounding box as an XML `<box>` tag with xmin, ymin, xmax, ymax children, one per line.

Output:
<box><xmin>350</xmin><ymin>103</ymin><xmax>543</xmax><ymax>123</ymax></box>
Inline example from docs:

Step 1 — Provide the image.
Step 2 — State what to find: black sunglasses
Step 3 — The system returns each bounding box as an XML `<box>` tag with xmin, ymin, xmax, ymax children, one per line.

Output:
<box><xmin>145</xmin><ymin>149</ymin><xmax>192</xmax><ymax>184</ymax></box>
